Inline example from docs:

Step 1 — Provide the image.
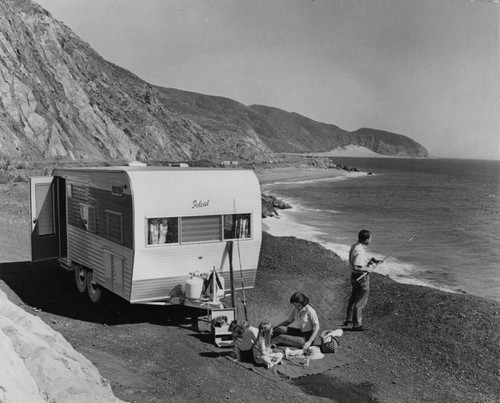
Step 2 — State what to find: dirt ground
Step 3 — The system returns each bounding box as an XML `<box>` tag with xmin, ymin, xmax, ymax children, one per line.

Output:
<box><xmin>1</xmin><ymin>181</ymin><xmax>500</xmax><ymax>402</ymax></box>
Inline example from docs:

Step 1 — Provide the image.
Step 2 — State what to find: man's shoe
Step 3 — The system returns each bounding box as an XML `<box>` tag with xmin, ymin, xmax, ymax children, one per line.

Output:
<box><xmin>352</xmin><ymin>326</ymin><xmax>369</xmax><ymax>332</ymax></box>
<box><xmin>342</xmin><ymin>321</ymin><xmax>352</xmax><ymax>327</ymax></box>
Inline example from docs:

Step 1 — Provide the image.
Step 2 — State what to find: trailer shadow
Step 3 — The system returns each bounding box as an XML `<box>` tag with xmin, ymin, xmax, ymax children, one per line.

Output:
<box><xmin>0</xmin><ymin>260</ymin><xmax>205</xmax><ymax>327</ymax></box>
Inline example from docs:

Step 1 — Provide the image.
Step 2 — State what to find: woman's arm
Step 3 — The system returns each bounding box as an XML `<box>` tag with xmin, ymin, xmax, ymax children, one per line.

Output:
<box><xmin>275</xmin><ymin>309</ymin><xmax>296</xmax><ymax>329</ymax></box>
<box><xmin>303</xmin><ymin>322</ymin><xmax>320</xmax><ymax>351</ymax></box>
<box><xmin>273</xmin><ymin>312</ymin><xmax>294</xmax><ymax>333</ymax></box>
<box><xmin>302</xmin><ymin>306</ymin><xmax>320</xmax><ymax>351</ymax></box>
<box><xmin>273</xmin><ymin>318</ymin><xmax>292</xmax><ymax>329</ymax></box>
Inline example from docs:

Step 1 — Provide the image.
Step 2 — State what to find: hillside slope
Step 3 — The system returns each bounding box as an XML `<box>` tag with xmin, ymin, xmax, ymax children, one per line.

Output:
<box><xmin>0</xmin><ymin>0</ymin><xmax>428</xmax><ymax>163</ymax></box>
<box><xmin>249</xmin><ymin>105</ymin><xmax>428</xmax><ymax>156</ymax></box>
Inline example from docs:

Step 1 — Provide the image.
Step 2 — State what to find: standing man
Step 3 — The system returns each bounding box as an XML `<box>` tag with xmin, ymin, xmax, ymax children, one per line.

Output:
<box><xmin>344</xmin><ymin>229</ymin><xmax>381</xmax><ymax>331</ymax></box>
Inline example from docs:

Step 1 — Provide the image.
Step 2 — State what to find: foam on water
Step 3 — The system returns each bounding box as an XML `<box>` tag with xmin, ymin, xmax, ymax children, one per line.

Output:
<box><xmin>263</xmin><ymin>172</ymin><xmax>366</xmax><ymax>187</ymax></box>
<box><xmin>261</xmin><ymin>158</ymin><xmax>500</xmax><ymax>301</ymax></box>
<box><xmin>262</xmin><ymin>205</ymin><xmax>328</xmax><ymax>241</ymax></box>
<box><xmin>263</xmin><ymin>203</ymin><xmax>458</xmax><ymax>295</ymax></box>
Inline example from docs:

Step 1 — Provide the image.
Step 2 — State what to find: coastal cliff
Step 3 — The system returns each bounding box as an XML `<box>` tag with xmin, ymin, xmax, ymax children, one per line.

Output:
<box><xmin>0</xmin><ymin>0</ymin><xmax>428</xmax><ymax>164</ymax></box>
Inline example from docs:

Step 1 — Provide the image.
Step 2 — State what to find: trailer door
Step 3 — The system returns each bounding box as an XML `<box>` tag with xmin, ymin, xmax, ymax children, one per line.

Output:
<box><xmin>30</xmin><ymin>176</ymin><xmax>60</xmax><ymax>261</ymax></box>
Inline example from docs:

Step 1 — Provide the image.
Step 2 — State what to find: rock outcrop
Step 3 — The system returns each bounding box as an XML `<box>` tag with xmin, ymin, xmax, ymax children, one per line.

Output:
<box><xmin>0</xmin><ymin>290</ymin><xmax>123</xmax><ymax>402</ymax></box>
<box><xmin>261</xmin><ymin>194</ymin><xmax>292</xmax><ymax>218</ymax></box>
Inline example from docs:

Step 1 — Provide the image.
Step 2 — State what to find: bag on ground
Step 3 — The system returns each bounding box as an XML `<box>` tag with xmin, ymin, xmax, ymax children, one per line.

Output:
<box><xmin>320</xmin><ymin>329</ymin><xmax>341</xmax><ymax>354</ymax></box>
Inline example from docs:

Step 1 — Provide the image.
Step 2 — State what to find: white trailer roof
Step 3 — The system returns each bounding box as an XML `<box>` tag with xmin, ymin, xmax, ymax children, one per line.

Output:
<box><xmin>126</xmin><ymin>168</ymin><xmax>260</xmax><ymax>218</ymax></box>
<box><xmin>52</xmin><ymin>165</ymin><xmax>260</xmax><ymax>216</ymax></box>
<box><xmin>54</xmin><ymin>165</ymin><xmax>234</xmax><ymax>173</ymax></box>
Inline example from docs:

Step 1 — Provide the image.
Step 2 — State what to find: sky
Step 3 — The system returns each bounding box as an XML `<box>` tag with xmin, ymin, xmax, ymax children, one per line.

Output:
<box><xmin>35</xmin><ymin>0</ymin><xmax>499</xmax><ymax>160</ymax></box>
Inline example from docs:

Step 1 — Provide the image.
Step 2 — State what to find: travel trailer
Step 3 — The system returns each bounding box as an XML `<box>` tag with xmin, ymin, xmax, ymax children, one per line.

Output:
<box><xmin>30</xmin><ymin>165</ymin><xmax>262</xmax><ymax>307</ymax></box>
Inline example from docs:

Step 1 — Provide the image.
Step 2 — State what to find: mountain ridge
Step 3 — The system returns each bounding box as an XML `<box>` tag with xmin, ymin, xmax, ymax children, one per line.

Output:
<box><xmin>0</xmin><ymin>0</ymin><xmax>428</xmax><ymax>163</ymax></box>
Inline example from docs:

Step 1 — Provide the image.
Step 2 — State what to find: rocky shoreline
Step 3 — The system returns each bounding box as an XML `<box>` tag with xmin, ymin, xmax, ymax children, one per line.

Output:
<box><xmin>257</xmin><ymin>157</ymin><xmax>364</xmax><ymax>218</ymax></box>
<box><xmin>261</xmin><ymin>194</ymin><xmax>292</xmax><ymax>218</ymax></box>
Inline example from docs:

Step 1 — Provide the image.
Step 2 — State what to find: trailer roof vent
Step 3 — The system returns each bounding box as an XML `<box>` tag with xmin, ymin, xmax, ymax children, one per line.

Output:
<box><xmin>111</xmin><ymin>184</ymin><xmax>123</xmax><ymax>196</ymax></box>
<box><xmin>128</xmin><ymin>161</ymin><xmax>147</xmax><ymax>167</ymax></box>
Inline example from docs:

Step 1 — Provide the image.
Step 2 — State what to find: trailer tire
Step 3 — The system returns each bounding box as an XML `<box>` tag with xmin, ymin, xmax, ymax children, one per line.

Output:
<box><xmin>86</xmin><ymin>271</ymin><xmax>102</xmax><ymax>303</ymax></box>
<box><xmin>74</xmin><ymin>265</ymin><xmax>87</xmax><ymax>293</ymax></box>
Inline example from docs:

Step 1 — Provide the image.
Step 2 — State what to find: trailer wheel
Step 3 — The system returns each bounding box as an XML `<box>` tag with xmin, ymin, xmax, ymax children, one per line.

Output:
<box><xmin>86</xmin><ymin>271</ymin><xmax>102</xmax><ymax>303</ymax></box>
<box><xmin>74</xmin><ymin>265</ymin><xmax>87</xmax><ymax>293</ymax></box>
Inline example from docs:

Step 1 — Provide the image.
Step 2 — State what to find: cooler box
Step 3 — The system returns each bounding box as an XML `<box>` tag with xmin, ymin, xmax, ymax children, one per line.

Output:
<box><xmin>210</xmin><ymin>308</ymin><xmax>235</xmax><ymax>347</ymax></box>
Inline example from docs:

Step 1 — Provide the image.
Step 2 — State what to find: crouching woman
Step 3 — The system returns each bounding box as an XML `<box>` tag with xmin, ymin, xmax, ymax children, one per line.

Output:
<box><xmin>272</xmin><ymin>292</ymin><xmax>320</xmax><ymax>351</ymax></box>
<box><xmin>228</xmin><ymin>320</ymin><xmax>258</xmax><ymax>363</ymax></box>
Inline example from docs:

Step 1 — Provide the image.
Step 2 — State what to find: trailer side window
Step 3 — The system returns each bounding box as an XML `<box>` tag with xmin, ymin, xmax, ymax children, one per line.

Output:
<box><xmin>147</xmin><ymin>217</ymin><xmax>179</xmax><ymax>245</ymax></box>
<box><xmin>35</xmin><ymin>182</ymin><xmax>55</xmax><ymax>236</ymax></box>
<box><xmin>105</xmin><ymin>210</ymin><xmax>123</xmax><ymax>244</ymax></box>
<box><xmin>181</xmin><ymin>215</ymin><xmax>222</xmax><ymax>243</ymax></box>
<box><xmin>79</xmin><ymin>204</ymin><xmax>97</xmax><ymax>233</ymax></box>
<box><xmin>224</xmin><ymin>214</ymin><xmax>251</xmax><ymax>240</ymax></box>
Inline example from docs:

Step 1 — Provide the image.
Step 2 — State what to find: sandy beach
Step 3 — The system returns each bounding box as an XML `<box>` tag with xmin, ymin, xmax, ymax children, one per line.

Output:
<box><xmin>255</xmin><ymin>165</ymin><xmax>352</xmax><ymax>185</ymax></box>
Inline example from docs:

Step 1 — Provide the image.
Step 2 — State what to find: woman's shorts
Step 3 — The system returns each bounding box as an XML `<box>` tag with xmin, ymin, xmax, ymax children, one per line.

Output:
<box><xmin>239</xmin><ymin>348</ymin><xmax>255</xmax><ymax>363</ymax></box>
<box><xmin>285</xmin><ymin>327</ymin><xmax>313</xmax><ymax>341</ymax></box>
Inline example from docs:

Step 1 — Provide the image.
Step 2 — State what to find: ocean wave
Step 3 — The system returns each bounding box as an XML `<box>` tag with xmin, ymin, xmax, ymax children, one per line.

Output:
<box><xmin>307</xmin><ymin>208</ymin><xmax>340</xmax><ymax>214</ymax></box>
<box><xmin>263</xmin><ymin>172</ymin><xmax>367</xmax><ymax>187</ymax></box>
<box><xmin>261</xmin><ymin>157</ymin><xmax>500</xmax><ymax>302</ymax></box>
<box><xmin>375</xmin><ymin>258</ymin><xmax>457</xmax><ymax>294</ymax></box>
<box><xmin>263</xmin><ymin>209</ymin><xmax>458</xmax><ymax>295</ymax></box>
<box><xmin>262</xmin><ymin>210</ymin><xmax>328</xmax><ymax>240</ymax></box>
<box><xmin>261</xmin><ymin>193</ymin><xmax>340</xmax><ymax>215</ymax></box>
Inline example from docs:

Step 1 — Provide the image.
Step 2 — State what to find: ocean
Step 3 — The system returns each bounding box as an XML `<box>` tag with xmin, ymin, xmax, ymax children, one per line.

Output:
<box><xmin>261</xmin><ymin>158</ymin><xmax>500</xmax><ymax>302</ymax></box>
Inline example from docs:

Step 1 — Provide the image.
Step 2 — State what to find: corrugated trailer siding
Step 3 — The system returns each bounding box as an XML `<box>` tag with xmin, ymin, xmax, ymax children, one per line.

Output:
<box><xmin>56</xmin><ymin>169</ymin><xmax>134</xmax><ymax>251</ymax></box>
<box><xmin>54</xmin><ymin>170</ymin><xmax>132</xmax><ymax>194</ymax></box>
<box><xmin>132</xmin><ymin>236</ymin><xmax>260</xmax><ymax>279</ymax></box>
<box><xmin>130</xmin><ymin>269</ymin><xmax>257</xmax><ymax>303</ymax></box>
<box><xmin>67</xmin><ymin>226</ymin><xmax>133</xmax><ymax>300</ymax></box>
<box><xmin>62</xmin><ymin>170</ymin><xmax>135</xmax><ymax>302</ymax></box>
<box><xmin>68</xmin><ymin>186</ymin><xmax>133</xmax><ymax>248</ymax></box>
<box><xmin>130</xmin><ymin>275</ymin><xmax>186</xmax><ymax>303</ymax></box>
<box><xmin>130</xmin><ymin>237</ymin><xmax>260</xmax><ymax>302</ymax></box>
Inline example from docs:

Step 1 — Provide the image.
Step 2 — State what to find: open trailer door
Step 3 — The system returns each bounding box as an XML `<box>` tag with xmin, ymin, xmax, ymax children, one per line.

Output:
<box><xmin>30</xmin><ymin>176</ymin><xmax>60</xmax><ymax>262</ymax></box>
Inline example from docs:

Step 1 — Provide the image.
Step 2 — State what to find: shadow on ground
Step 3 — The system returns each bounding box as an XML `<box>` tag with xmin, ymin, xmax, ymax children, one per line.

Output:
<box><xmin>293</xmin><ymin>374</ymin><xmax>380</xmax><ymax>402</ymax></box>
<box><xmin>0</xmin><ymin>260</ymin><xmax>205</xmax><ymax>327</ymax></box>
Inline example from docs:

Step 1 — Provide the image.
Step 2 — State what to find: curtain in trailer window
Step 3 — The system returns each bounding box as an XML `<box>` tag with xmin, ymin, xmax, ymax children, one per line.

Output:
<box><xmin>181</xmin><ymin>215</ymin><xmax>222</xmax><ymax>243</ymax></box>
<box><xmin>79</xmin><ymin>204</ymin><xmax>97</xmax><ymax>233</ymax></box>
<box><xmin>224</xmin><ymin>214</ymin><xmax>251</xmax><ymax>239</ymax></box>
<box><xmin>148</xmin><ymin>218</ymin><xmax>179</xmax><ymax>245</ymax></box>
